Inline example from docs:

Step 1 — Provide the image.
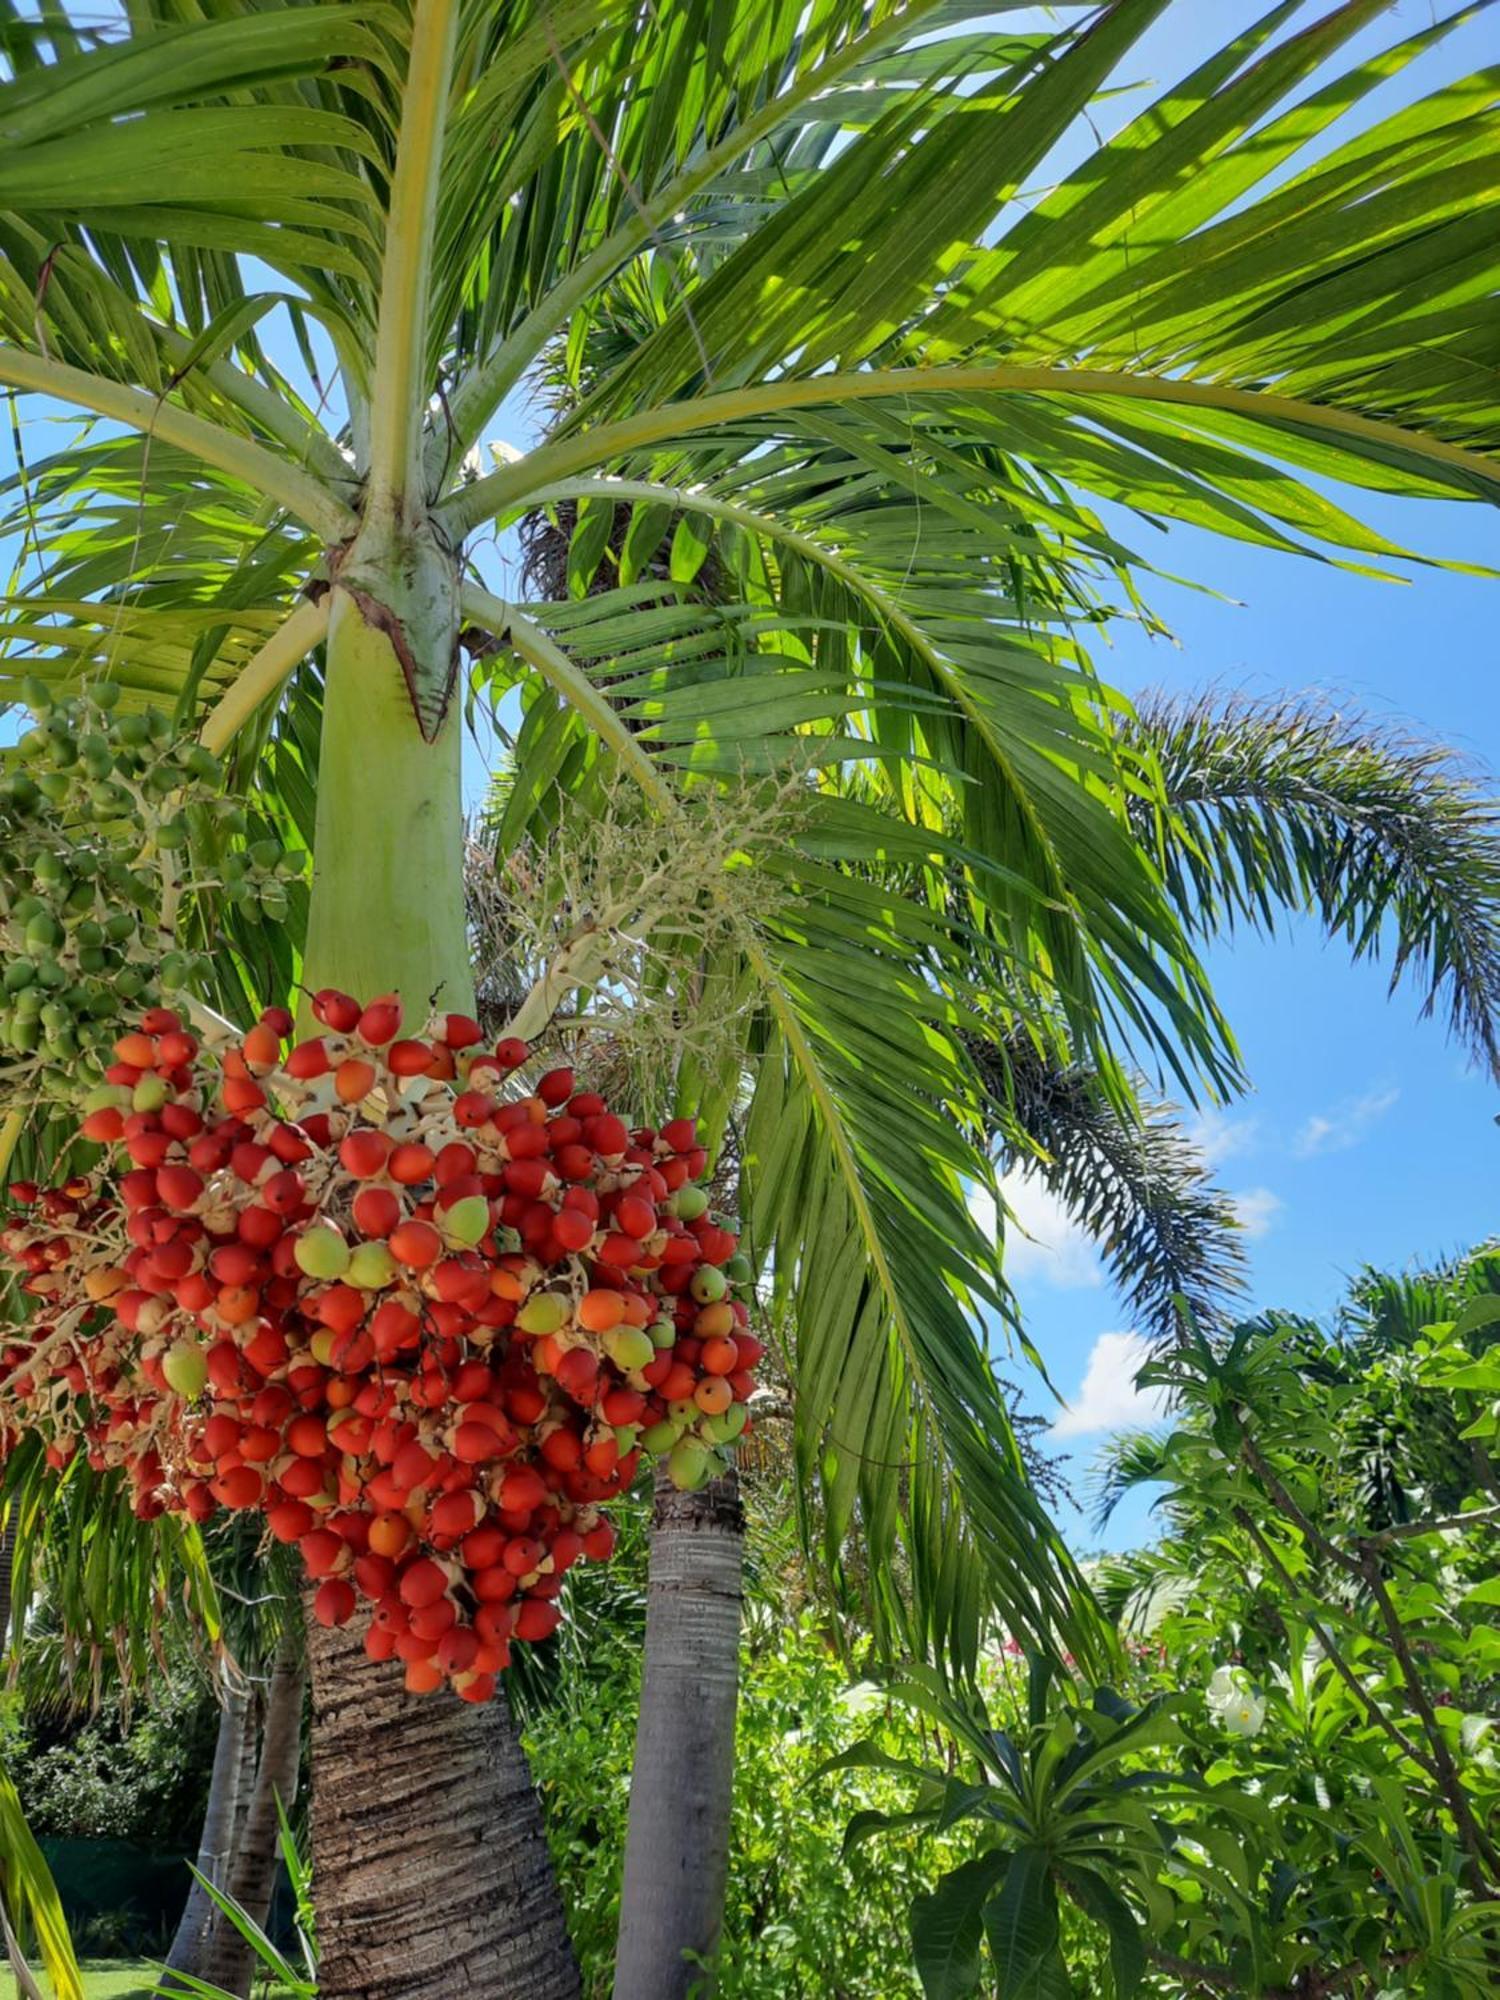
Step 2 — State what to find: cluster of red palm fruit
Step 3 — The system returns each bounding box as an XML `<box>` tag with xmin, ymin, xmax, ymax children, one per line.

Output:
<box><xmin>0</xmin><ymin>992</ymin><xmax>759</xmax><ymax>1700</ymax></box>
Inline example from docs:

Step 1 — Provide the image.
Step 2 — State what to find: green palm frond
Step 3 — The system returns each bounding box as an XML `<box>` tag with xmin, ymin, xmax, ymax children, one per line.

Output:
<box><xmin>1127</xmin><ymin>691</ymin><xmax>1500</xmax><ymax>1077</ymax></box>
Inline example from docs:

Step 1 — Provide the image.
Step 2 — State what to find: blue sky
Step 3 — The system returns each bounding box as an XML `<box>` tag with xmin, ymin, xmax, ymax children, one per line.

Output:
<box><xmin>3</xmin><ymin>4</ymin><xmax>1496</xmax><ymax>1554</ymax></box>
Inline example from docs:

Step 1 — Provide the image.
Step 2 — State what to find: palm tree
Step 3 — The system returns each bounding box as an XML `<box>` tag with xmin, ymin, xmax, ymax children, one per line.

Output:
<box><xmin>2</xmin><ymin>2</ymin><xmax>1498</xmax><ymax>1991</ymax></box>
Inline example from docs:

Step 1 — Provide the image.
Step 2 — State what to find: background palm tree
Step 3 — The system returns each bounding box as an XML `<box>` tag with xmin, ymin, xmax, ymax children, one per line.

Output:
<box><xmin>1</xmin><ymin>2</ymin><xmax>1499</xmax><ymax>1992</ymax></box>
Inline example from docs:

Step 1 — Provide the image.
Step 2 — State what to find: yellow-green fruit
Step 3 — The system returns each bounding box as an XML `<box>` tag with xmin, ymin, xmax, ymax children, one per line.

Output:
<box><xmin>670</xmin><ymin>1185</ymin><xmax>709</xmax><ymax>1221</ymax></box>
<box><xmin>648</xmin><ymin>1317</ymin><xmax>677</xmax><ymax>1349</ymax></box>
<box><xmin>690</xmin><ymin>1265</ymin><xmax>728</xmax><ymax>1305</ymax></box>
<box><xmin>702</xmin><ymin>1404</ymin><xmax>748</xmax><ymax>1445</ymax></box>
<box><xmin>348</xmin><ymin>1241</ymin><xmax>398</xmax><ymax>1290</ymax></box>
<box><xmin>640</xmin><ymin>1419</ymin><xmax>680</xmax><ymax>1455</ymax></box>
<box><xmin>667</xmin><ymin>1436</ymin><xmax>713</xmax><ymax>1491</ymax></box>
<box><xmin>517</xmin><ymin>1291</ymin><xmax>569</xmax><ymax>1336</ymax></box>
<box><xmin>294</xmin><ymin>1223</ymin><xmax>351</xmax><ymax>1280</ymax></box>
<box><xmin>132</xmin><ymin>1073</ymin><xmax>170</xmax><ymax>1113</ymax></box>
<box><xmin>441</xmin><ymin>1195</ymin><xmax>490</xmax><ymax>1247</ymax></box>
<box><xmin>602</xmin><ymin>1325</ymin><xmax>655</xmax><ymax>1372</ymax></box>
<box><xmin>162</xmin><ymin>1340</ymin><xmax>208</xmax><ymax>1399</ymax></box>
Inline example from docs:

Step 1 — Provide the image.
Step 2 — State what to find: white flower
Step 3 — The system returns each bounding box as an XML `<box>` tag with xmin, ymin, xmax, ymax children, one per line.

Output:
<box><xmin>1207</xmin><ymin>1663</ymin><xmax>1265</xmax><ymax>1737</ymax></box>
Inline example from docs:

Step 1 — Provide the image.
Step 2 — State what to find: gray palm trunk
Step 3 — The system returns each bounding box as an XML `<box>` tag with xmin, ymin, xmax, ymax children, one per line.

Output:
<box><xmin>199</xmin><ymin>1627</ymin><xmax>306</xmax><ymax>1998</ymax></box>
<box><xmin>160</xmin><ymin>1667</ymin><xmax>252</xmax><ymax>1984</ymax></box>
<box><xmin>614</xmin><ymin>1467</ymin><xmax>745</xmax><ymax>2000</ymax></box>
<box><xmin>304</xmin><ymin>1598</ymin><xmax>579</xmax><ymax>2000</ymax></box>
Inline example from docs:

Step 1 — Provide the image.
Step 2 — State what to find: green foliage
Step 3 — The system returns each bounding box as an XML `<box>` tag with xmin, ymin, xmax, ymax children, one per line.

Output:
<box><xmin>11</xmin><ymin>1668</ymin><xmax>216</xmax><ymax>1848</ymax></box>
<box><xmin>0</xmin><ymin>1752</ymin><xmax>84</xmax><ymax>2000</ymax></box>
<box><xmin>844</xmin><ymin>1248</ymin><xmax>1500</xmax><ymax>1997</ymax></box>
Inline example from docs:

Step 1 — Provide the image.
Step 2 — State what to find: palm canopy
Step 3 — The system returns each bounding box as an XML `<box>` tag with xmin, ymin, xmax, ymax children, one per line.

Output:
<box><xmin>1</xmin><ymin>0</ymin><xmax>1498</xmax><ymax>1669</ymax></box>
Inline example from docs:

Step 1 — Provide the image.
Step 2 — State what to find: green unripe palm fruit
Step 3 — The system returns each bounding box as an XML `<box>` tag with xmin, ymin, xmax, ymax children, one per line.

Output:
<box><xmin>640</xmin><ymin>1419</ymin><xmax>681</xmax><ymax>1456</ymax></box>
<box><xmin>517</xmin><ymin>1292</ymin><xmax>570</xmax><ymax>1336</ymax></box>
<box><xmin>602</xmin><ymin>1325</ymin><xmax>655</xmax><ymax>1372</ymax></box>
<box><xmin>725</xmin><ymin>1253</ymin><xmax>753</xmax><ymax>1286</ymax></box>
<box><xmin>648</xmin><ymin>1317</ymin><xmax>677</xmax><ymax>1349</ymax></box>
<box><xmin>670</xmin><ymin>1185</ymin><xmax>709</xmax><ymax>1221</ymax></box>
<box><xmin>440</xmin><ymin>1195</ymin><xmax>491</xmax><ymax>1248</ymax></box>
<box><xmin>348</xmin><ymin>1241</ymin><xmax>398</xmax><ymax>1290</ymax></box>
<box><xmin>702</xmin><ymin>1404</ymin><xmax>748</xmax><ymax>1444</ymax></box>
<box><xmin>667</xmin><ymin>1436</ymin><xmax>713</xmax><ymax>1491</ymax></box>
<box><xmin>162</xmin><ymin>1340</ymin><xmax>209</xmax><ymax>1399</ymax></box>
<box><xmin>690</xmin><ymin>1265</ymin><xmax>728</xmax><ymax>1304</ymax></box>
<box><xmin>294</xmin><ymin>1224</ymin><xmax>351</xmax><ymax>1280</ymax></box>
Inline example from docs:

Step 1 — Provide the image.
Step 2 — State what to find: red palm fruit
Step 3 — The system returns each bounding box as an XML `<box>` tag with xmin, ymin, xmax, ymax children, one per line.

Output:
<box><xmin>473</xmin><ymin>1569</ymin><xmax>516</xmax><ymax>1607</ymax></box>
<box><xmin>584</xmin><ymin>1114</ymin><xmax>629</xmax><ymax>1158</ymax></box>
<box><xmin>160</xmin><ymin>1101</ymin><xmax>203</xmax><ymax>1140</ymax></box>
<box><xmin>502</xmin><ymin>1537</ymin><xmax>544</xmax><ymax>1577</ymax></box>
<box><xmin>547</xmin><ymin>1114</ymin><xmax>583</xmax><ymax>1146</ymax></box>
<box><xmin>388</xmin><ymin>1142</ymin><xmax>436</xmax><ymax>1185</ymax></box>
<box><xmin>210</xmin><ymin>1242</ymin><xmax>261</xmax><ymax>1286</ymax></box>
<box><xmin>551</xmin><ymin>1529</ymin><xmax>585</xmax><ymax>1574</ymax></box>
<box><xmin>436</xmin><ymin>1626</ymin><xmax>479</xmax><ymax>1676</ymax></box>
<box><xmin>612</xmin><ymin>1193</ymin><xmax>656</xmax><ymax>1242</ymax></box>
<box><xmin>339</xmin><ymin>1129</ymin><xmax>391</xmax><ymax>1178</ymax></box>
<box><xmin>287</xmin><ymin>1413</ymin><xmax>327</xmax><ymax>1458</ymax></box>
<box><xmin>403</xmin><ymin>1659</ymin><xmax>445</xmax><ymax>1695</ymax></box>
<box><xmin>386</xmin><ymin>1037</ymin><xmax>433</xmax><ymax>1078</ymax></box>
<box><xmin>279</xmin><ymin>1456</ymin><xmax>327</xmax><ymax>1501</ymax></box>
<box><xmin>695</xmin><ymin>1377</ymin><xmax>734</xmax><ymax>1416</ymax></box>
<box><xmin>554</xmin><ymin>1348</ymin><xmax>600</xmax><ymax>1404</ymax></box>
<box><xmin>269</xmin><ymin>1118</ymin><xmax>311</xmax><ymax>1163</ymax></box>
<box><xmin>206</xmin><ymin>1342</ymin><xmax>243</xmax><ymax>1393</ymax></box>
<box><xmin>728</xmin><ymin>1368</ymin><xmax>756</xmax><ymax>1402</ymax></box>
<box><xmin>398</xmin><ymin>1558</ymin><xmax>448</xmax><ymax>1609</ymax></box>
<box><xmin>313</xmin><ymin>1579</ymin><xmax>357</xmax><ymax>1628</ymax></box>
<box><xmin>562</xmin><ymin>1185</ymin><xmax>600</xmax><ymax>1221</ymax></box>
<box><xmin>354</xmin><ymin>1553</ymin><xmax>395</xmax><ymax>1600</ymax></box>
<box><xmin>409</xmin><ymin>1598</ymin><xmax>458</xmax><ymax>1642</ymax></box>
<box><xmin>268</xmin><ymin>1500</ymin><xmax>315</xmax><ymax>1544</ymax></box>
<box><xmin>733</xmin><ymin>1332</ymin><xmax>765</xmax><ymax>1369</ymax></box>
<box><xmin>239</xmin><ymin>1426</ymin><xmax>281</xmax><ymax>1464</ymax></box>
<box><xmin>656</xmin><ymin>1362</ymin><xmax>697</xmax><ymax>1403</ymax></box>
<box><xmin>461</xmin><ymin>1523</ymin><xmax>507</xmax><ymax>1569</ymax></box>
<box><xmin>503</xmin><ymin>1159</ymin><xmax>550</xmax><ymax>1203</ymax></box>
<box><xmin>505</xmin><ymin>1380</ymin><xmax>547</xmax><ymax>1425</ymax></box>
<box><xmin>300</xmin><ymin>1528</ymin><xmax>345</xmax><ymax>1577</ymax></box>
<box><xmin>215</xmin><ymin>1284</ymin><xmax>258</xmax><ymax>1327</ymax></box>
<box><xmin>364</xmin><ymin>1624</ymin><xmax>399</xmax><ymax>1663</ymax></box>
<box><xmin>658</xmin><ymin>1157</ymin><xmax>690</xmax><ymax>1192</ymax></box>
<box><xmin>230</xmin><ymin>1143</ymin><xmax>271</xmax><ymax>1187</ymax></box>
<box><xmin>182</xmin><ymin>1483</ymin><xmax>217</xmax><ymax>1524</ymax></box>
<box><xmin>596</xmin><ymin>1234</ymin><xmax>645</xmax><ymax>1272</ymax></box>
<box><xmin>505</xmin><ymin>1123</ymin><xmax>551</xmax><ymax>1163</ymax></box>
<box><xmin>694</xmin><ymin>1300</ymin><xmax>735</xmax><ymax>1340</ymax></box>
<box><xmin>602</xmin><ymin>1387</ymin><xmax>646</xmax><ymax>1427</ymax></box>
<box><xmin>260</xmin><ymin>1006</ymin><xmax>294</xmax><ymax>1038</ymax></box>
<box><xmin>584</xmin><ymin>1434</ymin><xmax>619</xmax><ymax>1478</ymax></box>
<box><xmin>498</xmin><ymin>1464</ymin><xmax>547</xmax><ymax>1514</ymax></box>
<box><xmin>536</xmin><ymin>1067</ymin><xmax>574</xmax><ymax>1108</ymax></box>
<box><xmin>372</xmin><ymin>1594</ymin><xmax>409</xmax><ymax>1634</ymax></box>
<box><xmin>82</xmin><ymin>1107</ymin><xmax>126</xmax><ymax>1143</ymax></box>
<box><xmin>120</xmin><ymin>1169</ymin><xmax>158</xmax><ymax>1212</ymax></box>
<box><xmin>203</xmin><ymin>1413</ymin><xmax>242</xmax><ymax>1458</ymax></box>
<box><xmin>313</xmin><ymin>989</ymin><xmax>361</xmax><ymax>1032</ymax></box>
<box><xmin>127</xmin><ymin>1130</ymin><xmax>173</xmax><ymax>1169</ymax></box>
<box><xmin>314</xmin><ymin>1285</ymin><xmax>366</xmax><ymax>1335</ymax></box>
<box><xmin>393</xmin><ymin>1439</ymin><xmax>438</xmax><ymax>1493</ymax></box>
<box><xmin>550</xmin><ymin>1143</ymin><xmax>592</xmax><ymax>1184</ymax></box>
<box><xmin>389</xmin><ymin>1219</ymin><xmax>442</xmax><ymax>1269</ymax></box>
<box><xmin>352</xmin><ymin>1186</ymin><xmax>401</xmax><ymax>1239</ymax></box>
<box><xmin>301</xmin><ymin>1112</ymin><xmax>333</xmax><ymax>1147</ymax></box>
<box><xmin>454</xmin><ymin>1423</ymin><xmax>501</xmax><ymax>1465</ymax></box>
<box><xmin>357</xmin><ymin>996</ymin><xmax>402</xmax><ymax>1046</ymax></box>
<box><xmin>700</xmin><ymin>1335</ymin><xmax>739</xmax><ymax>1376</ymax></box>
<box><xmin>370</xmin><ymin>1299</ymin><xmax>421</xmax><ymax>1359</ymax></box>
<box><xmin>569</xmin><ymin>1092</ymin><xmax>606</xmax><ymax>1119</ymax></box>
<box><xmin>515</xmin><ymin>1599</ymin><xmax>562</xmax><ymax>1643</ymax></box>
<box><xmin>252</xmin><ymin>1385</ymin><xmax>294</xmax><ymax>1426</ymax></box>
<box><xmin>434</xmin><ymin>1142</ymin><xmax>477</xmax><ymax>1186</ymax></box>
<box><xmin>494</xmin><ymin>1037</ymin><xmax>528</xmax><ymax>1069</ymax></box>
<box><xmin>540</xmin><ymin>1428</ymin><xmax>582</xmax><ymax>1472</ymax></box>
<box><xmin>237</xmin><ymin>1207</ymin><xmax>282</xmax><ymax>1253</ymax></box>
<box><xmin>578</xmin><ymin>1288</ymin><xmax>625</xmax><ymax>1334</ymax></box>
<box><xmin>438</xmin><ymin>1013</ymin><xmax>482</xmax><ymax>1050</ymax></box>
<box><xmin>329</xmin><ymin>1329</ymin><xmax>375</xmax><ymax>1377</ymax></box>
<box><xmin>430</xmin><ymin>1490</ymin><xmax>483</xmax><ymax>1541</ymax></box>
<box><xmin>242</xmin><ymin>1324</ymin><xmax>289</xmax><ymax>1376</ymax></box>
<box><xmin>660</xmin><ymin>1116</ymin><xmax>697</xmax><ymax>1152</ymax></box>
<box><xmin>286</xmin><ymin>1038</ymin><xmax>331</xmax><ymax>1079</ymax></box>
<box><xmin>242</xmin><ymin>1021</ymin><xmax>282</xmax><ymax>1068</ymax></box>
<box><xmin>551</xmin><ymin>1207</ymin><xmax>595</xmax><ymax>1253</ymax></box>
<box><xmin>213</xmin><ymin>1466</ymin><xmax>263</xmax><ymax>1510</ymax></box>
<box><xmin>427</xmin><ymin>1044</ymin><xmax>456</xmax><ymax>1083</ymax></box>
<box><xmin>114</xmin><ymin>1030</ymin><xmax>156</xmax><ymax>1068</ymax></box>
<box><xmin>368</xmin><ymin>1513</ymin><xmax>412</xmax><ymax>1560</ymax></box>
<box><xmin>453</xmin><ymin>1091</ymin><xmax>495</xmax><ymax>1130</ymax></box>
<box><xmin>335</xmin><ymin>1058</ymin><xmax>378</xmax><ymax>1104</ymax></box>
<box><xmin>223</xmin><ymin>1077</ymin><xmax>266</xmax><ymax>1115</ymax></box>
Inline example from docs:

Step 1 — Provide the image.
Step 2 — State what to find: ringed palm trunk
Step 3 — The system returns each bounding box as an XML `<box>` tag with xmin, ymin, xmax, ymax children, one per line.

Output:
<box><xmin>200</xmin><ymin>1628</ymin><xmax>306</xmax><ymax>1998</ymax></box>
<box><xmin>614</xmin><ymin>1468</ymin><xmax>745</xmax><ymax>2000</ymax></box>
<box><xmin>160</xmin><ymin>1667</ymin><xmax>251</xmax><ymax>1985</ymax></box>
<box><xmin>299</xmin><ymin>523</ymin><xmax>578</xmax><ymax>1998</ymax></box>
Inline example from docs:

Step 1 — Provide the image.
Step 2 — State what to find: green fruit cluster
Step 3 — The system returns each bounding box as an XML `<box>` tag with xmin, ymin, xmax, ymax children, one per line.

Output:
<box><xmin>0</xmin><ymin>676</ymin><xmax>304</xmax><ymax>1092</ymax></box>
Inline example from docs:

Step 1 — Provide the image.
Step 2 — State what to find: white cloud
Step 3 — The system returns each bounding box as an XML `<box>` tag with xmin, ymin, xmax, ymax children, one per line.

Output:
<box><xmin>1049</xmin><ymin>1331</ymin><xmax>1169</xmax><ymax>1440</ymax></box>
<box><xmin>1293</xmin><ymin>1086</ymin><xmax>1399</xmax><ymax>1158</ymax></box>
<box><xmin>1230</xmin><ymin>1186</ymin><xmax>1282</xmax><ymax>1239</ymax></box>
<box><xmin>977</xmin><ymin>1169</ymin><xmax>1103</xmax><ymax>1290</ymax></box>
<box><xmin>1182</xmin><ymin>1108</ymin><xmax>1259</xmax><ymax>1169</ymax></box>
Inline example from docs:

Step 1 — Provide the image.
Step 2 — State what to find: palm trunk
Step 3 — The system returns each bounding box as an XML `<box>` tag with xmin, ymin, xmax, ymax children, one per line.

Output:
<box><xmin>300</xmin><ymin>549</ymin><xmax>578</xmax><ymax>1998</ymax></box>
<box><xmin>200</xmin><ymin>1628</ymin><xmax>306</xmax><ymax>1998</ymax></box>
<box><xmin>160</xmin><ymin>1668</ymin><xmax>251</xmax><ymax>1984</ymax></box>
<box><xmin>613</xmin><ymin>1468</ymin><xmax>745</xmax><ymax>2000</ymax></box>
<box><xmin>0</xmin><ymin>1512</ymin><xmax>15</xmax><ymax>1657</ymax></box>
<box><xmin>306</xmin><ymin>1601</ymin><xmax>578</xmax><ymax>2000</ymax></box>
